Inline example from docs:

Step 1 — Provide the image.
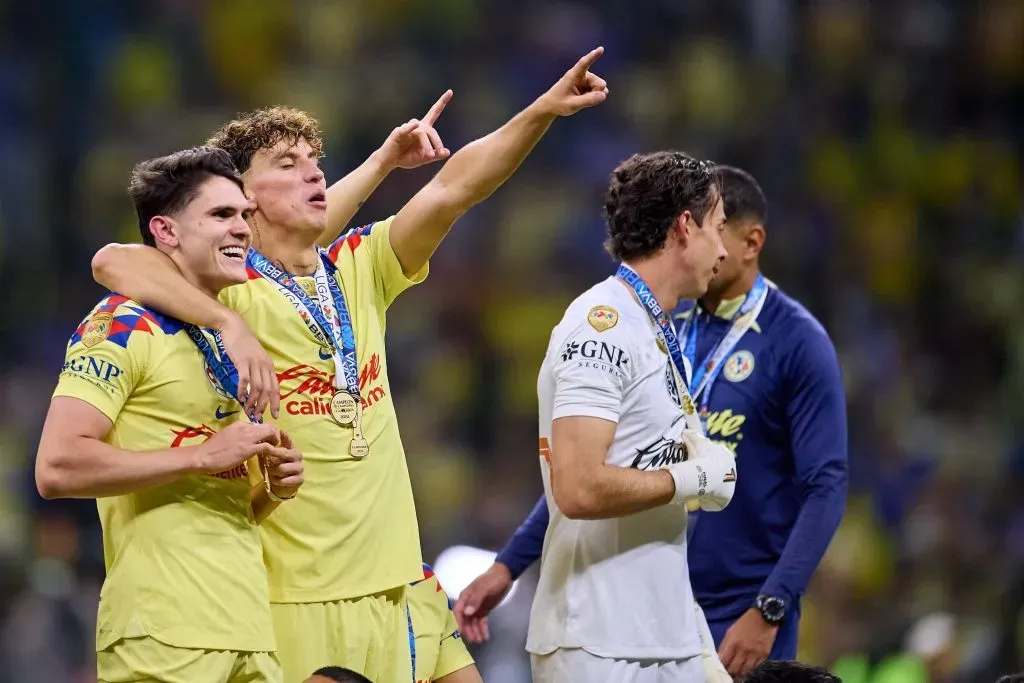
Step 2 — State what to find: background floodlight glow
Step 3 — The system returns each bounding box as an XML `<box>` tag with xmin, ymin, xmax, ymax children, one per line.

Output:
<box><xmin>433</xmin><ymin>545</ymin><xmax>520</xmax><ymax>609</ymax></box>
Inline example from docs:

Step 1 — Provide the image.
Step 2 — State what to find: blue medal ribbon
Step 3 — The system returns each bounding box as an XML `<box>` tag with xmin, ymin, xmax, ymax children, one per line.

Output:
<box><xmin>406</xmin><ymin>603</ymin><xmax>417</xmax><ymax>683</ymax></box>
<box><xmin>615</xmin><ymin>263</ymin><xmax>701</xmax><ymax>431</ymax></box>
<box><xmin>679</xmin><ymin>273</ymin><xmax>767</xmax><ymax>410</ymax></box>
<box><xmin>184</xmin><ymin>324</ymin><xmax>259</xmax><ymax>422</ymax></box>
<box><xmin>246</xmin><ymin>248</ymin><xmax>361</xmax><ymax>398</ymax></box>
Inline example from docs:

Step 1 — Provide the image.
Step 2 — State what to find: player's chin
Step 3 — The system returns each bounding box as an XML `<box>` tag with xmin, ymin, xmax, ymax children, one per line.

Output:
<box><xmin>218</xmin><ymin>255</ymin><xmax>249</xmax><ymax>285</ymax></box>
<box><xmin>305</xmin><ymin>205</ymin><xmax>328</xmax><ymax>228</ymax></box>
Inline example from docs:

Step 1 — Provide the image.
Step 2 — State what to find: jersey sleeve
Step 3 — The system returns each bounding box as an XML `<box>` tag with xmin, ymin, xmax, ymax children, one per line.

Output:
<box><xmin>324</xmin><ymin>215</ymin><xmax>428</xmax><ymax>308</ymax></box>
<box><xmin>52</xmin><ymin>302</ymin><xmax>149</xmax><ymax>423</ymax></box>
<box><xmin>760</xmin><ymin>317</ymin><xmax>848</xmax><ymax>607</ymax></box>
<box><xmin>433</xmin><ymin>597</ymin><xmax>476</xmax><ymax>680</ymax></box>
<box><xmin>550</xmin><ymin>306</ymin><xmax>635</xmax><ymax>423</ymax></box>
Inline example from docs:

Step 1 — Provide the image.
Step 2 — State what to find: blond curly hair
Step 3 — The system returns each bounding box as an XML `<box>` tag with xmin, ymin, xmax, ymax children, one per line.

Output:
<box><xmin>207</xmin><ymin>106</ymin><xmax>324</xmax><ymax>173</ymax></box>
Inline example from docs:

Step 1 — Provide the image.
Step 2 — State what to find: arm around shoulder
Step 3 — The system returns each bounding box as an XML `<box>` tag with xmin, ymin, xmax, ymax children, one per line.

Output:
<box><xmin>91</xmin><ymin>243</ymin><xmax>238</xmax><ymax>330</ymax></box>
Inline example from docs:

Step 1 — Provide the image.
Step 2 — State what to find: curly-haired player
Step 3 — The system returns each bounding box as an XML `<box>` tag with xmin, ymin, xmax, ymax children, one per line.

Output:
<box><xmin>92</xmin><ymin>48</ymin><xmax>609</xmax><ymax>683</ymax></box>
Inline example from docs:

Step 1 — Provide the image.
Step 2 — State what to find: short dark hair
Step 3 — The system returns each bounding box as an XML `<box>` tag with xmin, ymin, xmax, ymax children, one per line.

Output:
<box><xmin>310</xmin><ymin>666</ymin><xmax>373</xmax><ymax>683</ymax></box>
<box><xmin>128</xmin><ymin>146</ymin><xmax>244</xmax><ymax>247</ymax></box>
<box><xmin>745</xmin><ymin>660</ymin><xmax>842</xmax><ymax>683</ymax></box>
<box><xmin>715</xmin><ymin>165</ymin><xmax>767</xmax><ymax>226</ymax></box>
<box><xmin>603</xmin><ymin>151</ymin><xmax>721</xmax><ymax>262</ymax></box>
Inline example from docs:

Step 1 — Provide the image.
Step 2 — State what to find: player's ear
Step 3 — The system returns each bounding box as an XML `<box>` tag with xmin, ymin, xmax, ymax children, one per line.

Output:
<box><xmin>148</xmin><ymin>215</ymin><xmax>180</xmax><ymax>248</ymax></box>
<box><xmin>744</xmin><ymin>223</ymin><xmax>765</xmax><ymax>261</ymax></box>
<box><xmin>674</xmin><ymin>211</ymin><xmax>692</xmax><ymax>247</ymax></box>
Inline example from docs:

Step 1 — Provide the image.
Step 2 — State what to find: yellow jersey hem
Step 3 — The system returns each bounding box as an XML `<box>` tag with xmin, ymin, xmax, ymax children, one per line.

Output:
<box><xmin>268</xmin><ymin>571</ymin><xmax>422</xmax><ymax>604</ymax></box>
<box><xmin>435</xmin><ymin>661</ymin><xmax>477</xmax><ymax>680</ymax></box>
<box><xmin>97</xmin><ymin>630</ymin><xmax>276</xmax><ymax>655</ymax></box>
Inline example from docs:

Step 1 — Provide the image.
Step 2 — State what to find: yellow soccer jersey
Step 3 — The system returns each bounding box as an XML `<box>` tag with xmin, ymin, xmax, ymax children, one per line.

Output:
<box><xmin>408</xmin><ymin>565</ymin><xmax>475</xmax><ymax>683</ymax></box>
<box><xmin>222</xmin><ymin>216</ymin><xmax>426</xmax><ymax>602</ymax></box>
<box><xmin>52</xmin><ymin>295</ymin><xmax>274</xmax><ymax>653</ymax></box>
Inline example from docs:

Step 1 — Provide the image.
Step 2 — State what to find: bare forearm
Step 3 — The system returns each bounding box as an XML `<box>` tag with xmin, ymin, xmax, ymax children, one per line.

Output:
<box><xmin>435</xmin><ymin>99</ymin><xmax>555</xmax><ymax>211</ymax></box>
<box><xmin>391</xmin><ymin>100</ymin><xmax>556</xmax><ymax>275</ymax></box>
<box><xmin>319</xmin><ymin>151</ymin><xmax>393</xmax><ymax>249</ymax></box>
<box><xmin>554</xmin><ymin>466</ymin><xmax>675</xmax><ymax>520</ymax></box>
<box><xmin>92</xmin><ymin>244</ymin><xmax>236</xmax><ymax>329</ymax></box>
<box><xmin>37</xmin><ymin>437</ymin><xmax>203</xmax><ymax>499</ymax></box>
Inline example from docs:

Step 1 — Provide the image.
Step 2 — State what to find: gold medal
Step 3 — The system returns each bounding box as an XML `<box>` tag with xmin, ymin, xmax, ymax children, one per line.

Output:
<box><xmin>682</xmin><ymin>393</ymin><xmax>696</xmax><ymax>416</ymax></box>
<box><xmin>349</xmin><ymin>403</ymin><xmax>370</xmax><ymax>459</ymax></box>
<box><xmin>329</xmin><ymin>391</ymin><xmax>358</xmax><ymax>425</ymax></box>
<box><xmin>349</xmin><ymin>436</ymin><xmax>369</xmax><ymax>459</ymax></box>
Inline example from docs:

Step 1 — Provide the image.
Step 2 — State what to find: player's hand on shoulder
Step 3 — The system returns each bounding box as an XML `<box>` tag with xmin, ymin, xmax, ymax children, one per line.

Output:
<box><xmin>264</xmin><ymin>430</ymin><xmax>304</xmax><ymax>500</ymax></box>
<box><xmin>453</xmin><ymin>562</ymin><xmax>514</xmax><ymax>643</ymax></box>
<box><xmin>218</xmin><ymin>312</ymin><xmax>280</xmax><ymax>421</ymax></box>
<box><xmin>377</xmin><ymin>90</ymin><xmax>453</xmax><ymax>170</ymax></box>
<box><xmin>537</xmin><ymin>47</ymin><xmax>608</xmax><ymax>116</ymax></box>
<box><xmin>195</xmin><ymin>422</ymin><xmax>281</xmax><ymax>475</ymax></box>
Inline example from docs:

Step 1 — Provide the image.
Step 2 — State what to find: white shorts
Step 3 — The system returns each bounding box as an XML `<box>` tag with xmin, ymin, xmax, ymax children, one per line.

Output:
<box><xmin>531</xmin><ymin>648</ymin><xmax>705</xmax><ymax>683</ymax></box>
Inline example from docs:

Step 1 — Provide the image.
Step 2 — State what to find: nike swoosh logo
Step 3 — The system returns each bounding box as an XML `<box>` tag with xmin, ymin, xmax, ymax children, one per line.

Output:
<box><xmin>319</xmin><ymin>347</ymin><xmax>332</xmax><ymax>361</ymax></box>
<box><xmin>215</xmin><ymin>407</ymin><xmax>239</xmax><ymax>420</ymax></box>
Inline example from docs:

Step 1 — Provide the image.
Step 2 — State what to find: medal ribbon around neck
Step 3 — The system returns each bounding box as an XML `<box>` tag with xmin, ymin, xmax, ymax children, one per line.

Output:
<box><xmin>246</xmin><ymin>248</ymin><xmax>360</xmax><ymax>399</ymax></box>
<box><xmin>185</xmin><ymin>324</ymin><xmax>260</xmax><ymax>423</ymax></box>
<box><xmin>679</xmin><ymin>273</ymin><xmax>767</xmax><ymax>408</ymax></box>
<box><xmin>615</xmin><ymin>263</ymin><xmax>702</xmax><ymax>434</ymax></box>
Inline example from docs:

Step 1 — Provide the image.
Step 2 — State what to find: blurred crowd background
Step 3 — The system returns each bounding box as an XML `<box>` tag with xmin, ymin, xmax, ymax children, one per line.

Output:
<box><xmin>0</xmin><ymin>0</ymin><xmax>1022</xmax><ymax>681</ymax></box>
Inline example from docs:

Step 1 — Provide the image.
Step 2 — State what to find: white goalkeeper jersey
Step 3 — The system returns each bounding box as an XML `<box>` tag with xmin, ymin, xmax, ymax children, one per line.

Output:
<box><xmin>527</xmin><ymin>276</ymin><xmax>703</xmax><ymax>661</ymax></box>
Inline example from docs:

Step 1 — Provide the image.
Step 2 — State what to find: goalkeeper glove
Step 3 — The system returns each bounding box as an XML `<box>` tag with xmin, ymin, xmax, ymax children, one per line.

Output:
<box><xmin>667</xmin><ymin>429</ymin><xmax>737</xmax><ymax>511</ymax></box>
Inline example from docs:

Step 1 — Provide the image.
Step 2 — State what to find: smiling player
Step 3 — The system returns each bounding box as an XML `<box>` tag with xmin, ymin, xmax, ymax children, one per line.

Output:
<box><xmin>91</xmin><ymin>49</ymin><xmax>609</xmax><ymax>683</ymax></box>
<box><xmin>36</xmin><ymin>146</ymin><xmax>304</xmax><ymax>683</ymax></box>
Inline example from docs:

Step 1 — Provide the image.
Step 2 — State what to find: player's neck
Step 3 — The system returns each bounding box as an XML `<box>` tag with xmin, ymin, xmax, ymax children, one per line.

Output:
<box><xmin>623</xmin><ymin>257</ymin><xmax>682</xmax><ymax>314</ymax></box>
<box><xmin>703</xmin><ymin>265</ymin><xmax>760</xmax><ymax>314</ymax></box>
<box><xmin>170</xmin><ymin>254</ymin><xmax>223</xmax><ymax>300</ymax></box>
<box><xmin>251</xmin><ymin>226</ymin><xmax>320</xmax><ymax>277</ymax></box>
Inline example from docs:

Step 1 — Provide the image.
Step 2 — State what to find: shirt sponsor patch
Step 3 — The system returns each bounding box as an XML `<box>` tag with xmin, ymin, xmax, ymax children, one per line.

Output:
<box><xmin>560</xmin><ymin>338</ymin><xmax>630</xmax><ymax>378</ymax></box>
<box><xmin>723</xmin><ymin>350</ymin><xmax>755</xmax><ymax>383</ymax></box>
<box><xmin>81</xmin><ymin>313</ymin><xmax>113</xmax><ymax>348</ymax></box>
<box><xmin>587</xmin><ymin>305</ymin><xmax>619</xmax><ymax>332</ymax></box>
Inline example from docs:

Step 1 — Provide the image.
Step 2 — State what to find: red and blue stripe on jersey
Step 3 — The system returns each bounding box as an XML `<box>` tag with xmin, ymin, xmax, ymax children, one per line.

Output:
<box><xmin>70</xmin><ymin>294</ymin><xmax>184</xmax><ymax>348</ymax></box>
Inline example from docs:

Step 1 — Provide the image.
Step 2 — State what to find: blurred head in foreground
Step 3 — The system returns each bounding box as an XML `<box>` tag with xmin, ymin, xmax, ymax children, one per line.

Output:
<box><xmin>745</xmin><ymin>660</ymin><xmax>842</xmax><ymax>683</ymax></box>
<box><xmin>304</xmin><ymin>665</ymin><xmax>373</xmax><ymax>683</ymax></box>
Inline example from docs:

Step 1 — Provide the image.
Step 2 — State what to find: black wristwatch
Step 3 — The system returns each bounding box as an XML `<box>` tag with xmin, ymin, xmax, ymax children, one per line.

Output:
<box><xmin>754</xmin><ymin>594</ymin><xmax>786</xmax><ymax>625</ymax></box>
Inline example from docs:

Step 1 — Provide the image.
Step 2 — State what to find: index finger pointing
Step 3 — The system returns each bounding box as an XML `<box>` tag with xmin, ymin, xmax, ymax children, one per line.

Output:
<box><xmin>571</xmin><ymin>46</ymin><xmax>604</xmax><ymax>76</ymax></box>
<box><xmin>422</xmin><ymin>89</ymin><xmax>453</xmax><ymax>126</ymax></box>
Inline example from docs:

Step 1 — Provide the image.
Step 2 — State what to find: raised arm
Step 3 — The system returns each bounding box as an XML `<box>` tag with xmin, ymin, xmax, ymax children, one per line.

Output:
<box><xmin>317</xmin><ymin>91</ymin><xmax>453</xmax><ymax>249</ymax></box>
<box><xmin>36</xmin><ymin>397</ymin><xmax>280</xmax><ymax>499</ymax></box>
<box><xmin>388</xmin><ymin>47</ymin><xmax>609</xmax><ymax>277</ymax></box>
<box><xmin>91</xmin><ymin>243</ymin><xmax>279</xmax><ymax>419</ymax></box>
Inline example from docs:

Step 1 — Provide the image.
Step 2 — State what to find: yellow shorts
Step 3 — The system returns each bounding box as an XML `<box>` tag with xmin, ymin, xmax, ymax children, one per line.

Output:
<box><xmin>271</xmin><ymin>586</ymin><xmax>411</xmax><ymax>683</ymax></box>
<box><xmin>97</xmin><ymin>636</ymin><xmax>281</xmax><ymax>683</ymax></box>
